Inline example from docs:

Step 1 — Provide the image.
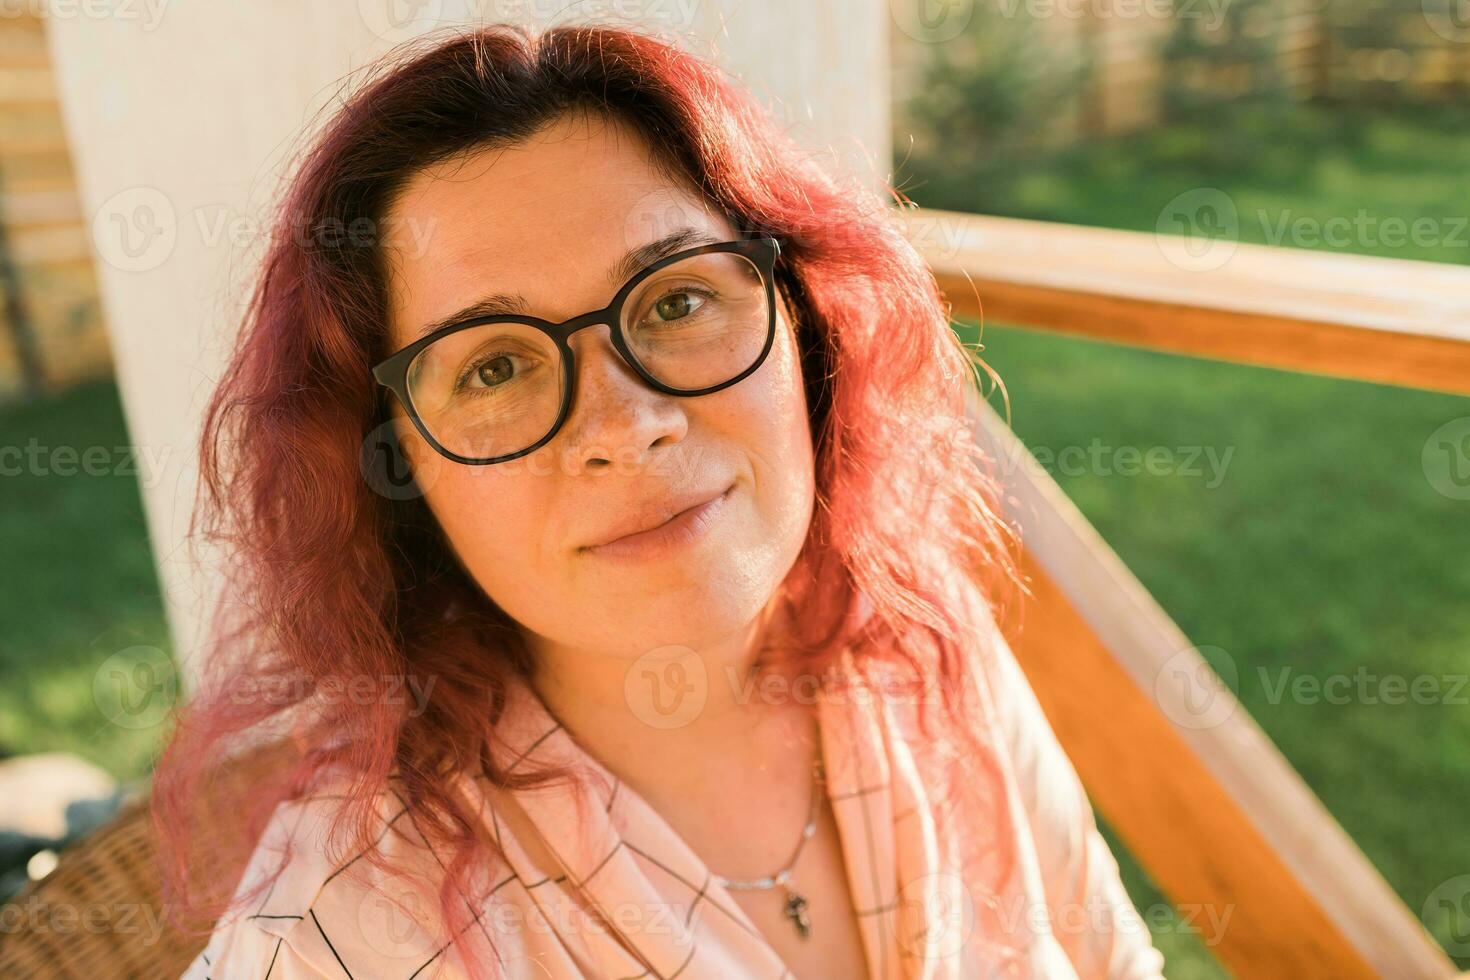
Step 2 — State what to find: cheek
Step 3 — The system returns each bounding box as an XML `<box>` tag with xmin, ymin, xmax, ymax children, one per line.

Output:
<box><xmin>715</xmin><ymin>316</ymin><xmax>816</xmax><ymax>534</ymax></box>
<box><xmin>419</xmin><ymin>466</ymin><xmax>564</xmax><ymax>612</ymax></box>
<box><xmin>762</xmin><ymin>316</ymin><xmax>814</xmax><ymax>466</ymax></box>
<box><xmin>393</xmin><ymin>418</ymin><xmax>549</xmax><ymax>588</ymax></box>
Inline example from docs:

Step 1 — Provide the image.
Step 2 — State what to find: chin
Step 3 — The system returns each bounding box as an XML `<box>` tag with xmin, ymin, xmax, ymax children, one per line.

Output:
<box><xmin>573</xmin><ymin>563</ymin><xmax>783</xmax><ymax>657</ymax></box>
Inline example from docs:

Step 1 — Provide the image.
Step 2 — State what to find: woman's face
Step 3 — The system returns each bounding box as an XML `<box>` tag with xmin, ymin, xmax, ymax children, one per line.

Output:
<box><xmin>380</xmin><ymin>111</ymin><xmax>816</xmax><ymax>661</ymax></box>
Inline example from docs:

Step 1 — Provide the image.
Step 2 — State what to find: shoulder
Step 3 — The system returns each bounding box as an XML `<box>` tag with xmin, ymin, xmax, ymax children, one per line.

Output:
<box><xmin>178</xmin><ymin>780</ymin><xmax>460</xmax><ymax>980</ymax></box>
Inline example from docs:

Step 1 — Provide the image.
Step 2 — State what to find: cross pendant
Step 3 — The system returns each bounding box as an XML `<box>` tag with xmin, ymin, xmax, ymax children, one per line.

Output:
<box><xmin>783</xmin><ymin>889</ymin><xmax>812</xmax><ymax>939</ymax></box>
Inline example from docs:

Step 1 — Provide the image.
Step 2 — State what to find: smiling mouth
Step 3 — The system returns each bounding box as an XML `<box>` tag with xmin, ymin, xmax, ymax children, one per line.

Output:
<box><xmin>580</xmin><ymin>484</ymin><xmax>734</xmax><ymax>561</ymax></box>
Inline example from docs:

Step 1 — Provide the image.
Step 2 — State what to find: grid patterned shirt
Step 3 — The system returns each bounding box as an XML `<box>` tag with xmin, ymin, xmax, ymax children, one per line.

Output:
<box><xmin>180</xmin><ymin>606</ymin><xmax>1165</xmax><ymax>980</ymax></box>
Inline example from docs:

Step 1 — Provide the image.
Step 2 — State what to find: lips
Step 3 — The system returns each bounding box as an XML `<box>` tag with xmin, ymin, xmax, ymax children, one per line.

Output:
<box><xmin>579</xmin><ymin>483</ymin><xmax>734</xmax><ymax>552</ymax></box>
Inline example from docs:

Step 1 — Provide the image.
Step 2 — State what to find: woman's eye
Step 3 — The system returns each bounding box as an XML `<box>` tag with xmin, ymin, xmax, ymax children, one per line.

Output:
<box><xmin>652</xmin><ymin>291</ymin><xmax>704</xmax><ymax>322</ymax></box>
<box><xmin>463</xmin><ymin>353</ymin><xmax>517</xmax><ymax>391</ymax></box>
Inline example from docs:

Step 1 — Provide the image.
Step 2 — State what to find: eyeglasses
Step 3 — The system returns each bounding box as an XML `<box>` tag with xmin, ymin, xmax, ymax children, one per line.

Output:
<box><xmin>372</xmin><ymin>237</ymin><xmax>782</xmax><ymax>465</ymax></box>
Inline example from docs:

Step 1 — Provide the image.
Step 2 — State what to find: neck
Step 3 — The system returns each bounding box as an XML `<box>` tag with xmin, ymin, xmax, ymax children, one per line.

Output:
<box><xmin>521</xmin><ymin>590</ymin><xmax>818</xmax><ymax>794</ymax></box>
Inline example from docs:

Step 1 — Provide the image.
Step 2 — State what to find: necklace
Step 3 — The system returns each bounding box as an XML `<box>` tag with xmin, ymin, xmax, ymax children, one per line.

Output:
<box><xmin>712</xmin><ymin>750</ymin><xmax>824</xmax><ymax>940</ymax></box>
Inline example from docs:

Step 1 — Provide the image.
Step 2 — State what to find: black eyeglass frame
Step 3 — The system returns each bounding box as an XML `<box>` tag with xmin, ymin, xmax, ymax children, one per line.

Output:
<box><xmin>372</xmin><ymin>236</ymin><xmax>783</xmax><ymax>466</ymax></box>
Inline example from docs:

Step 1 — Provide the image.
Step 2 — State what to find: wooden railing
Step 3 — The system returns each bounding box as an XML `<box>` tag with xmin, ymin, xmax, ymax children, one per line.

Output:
<box><xmin>906</xmin><ymin>208</ymin><xmax>1470</xmax><ymax>397</ymax></box>
<box><xmin>903</xmin><ymin>207</ymin><xmax>1469</xmax><ymax>978</ymax></box>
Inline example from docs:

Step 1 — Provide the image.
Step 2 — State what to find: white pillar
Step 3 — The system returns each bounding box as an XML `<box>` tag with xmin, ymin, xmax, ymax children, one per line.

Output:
<box><xmin>43</xmin><ymin>0</ymin><xmax>890</xmax><ymax>687</ymax></box>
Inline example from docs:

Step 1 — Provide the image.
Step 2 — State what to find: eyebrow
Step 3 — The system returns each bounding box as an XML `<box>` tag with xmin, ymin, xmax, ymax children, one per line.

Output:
<box><xmin>412</xmin><ymin>227</ymin><xmax>725</xmax><ymax>341</ymax></box>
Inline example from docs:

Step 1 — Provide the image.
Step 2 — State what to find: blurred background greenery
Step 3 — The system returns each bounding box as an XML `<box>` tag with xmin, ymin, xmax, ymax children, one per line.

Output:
<box><xmin>890</xmin><ymin>0</ymin><xmax>1470</xmax><ymax>973</ymax></box>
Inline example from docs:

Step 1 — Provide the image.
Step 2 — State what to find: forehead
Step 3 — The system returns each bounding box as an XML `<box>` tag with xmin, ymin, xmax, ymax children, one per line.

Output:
<box><xmin>378</xmin><ymin>111</ymin><xmax>731</xmax><ymax>347</ymax></box>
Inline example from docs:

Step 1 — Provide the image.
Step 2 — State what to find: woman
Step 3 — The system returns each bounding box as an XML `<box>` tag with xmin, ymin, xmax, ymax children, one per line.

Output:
<box><xmin>161</xmin><ymin>22</ymin><xmax>1165</xmax><ymax>980</ymax></box>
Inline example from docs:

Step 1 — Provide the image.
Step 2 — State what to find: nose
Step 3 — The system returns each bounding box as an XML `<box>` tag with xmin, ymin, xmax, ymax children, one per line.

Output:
<box><xmin>558</xmin><ymin>324</ymin><xmax>688</xmax><ymax>472</ymax></box>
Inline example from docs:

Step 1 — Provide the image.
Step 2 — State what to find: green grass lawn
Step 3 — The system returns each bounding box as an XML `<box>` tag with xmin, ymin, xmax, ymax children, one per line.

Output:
<box><xmin>903</xmin><ymin>98</ymin><xmax>1470</xmax><ymax>973</ymax></box>
<box><xmin>965</xmin><ymin>322</ymin><xmax>1470</xmax><ymax>975</ymax></box>
<box><xmin>0</xmin><ymin>379</ymin><xmax>170</xmax><ymax>782</ymax></box>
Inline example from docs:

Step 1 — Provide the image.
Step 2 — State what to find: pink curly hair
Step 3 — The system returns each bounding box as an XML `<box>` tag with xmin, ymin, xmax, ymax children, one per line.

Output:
<box><xmin>152</xmin><ymin>22</ymin><xmax>1023</xmax><ymax>979</ymax></box>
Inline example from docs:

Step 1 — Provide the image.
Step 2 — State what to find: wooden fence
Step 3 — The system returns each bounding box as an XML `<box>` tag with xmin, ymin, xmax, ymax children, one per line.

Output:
<box><xmin>0</xmin><ymin>11</ymin><xmax>108</xmax><ymax>402</ymax></box>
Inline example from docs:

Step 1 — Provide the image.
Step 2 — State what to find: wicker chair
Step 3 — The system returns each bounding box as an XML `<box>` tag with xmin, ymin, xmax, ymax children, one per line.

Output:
<box><xmin>0</xmin><ymin>797</ymin><xmax>210</xmax><ymax>979</ymax></box>
<box><xmin>0</xmin><ymin>742</ymin><xmax>292</xmax><ymax>979</ymax></box>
